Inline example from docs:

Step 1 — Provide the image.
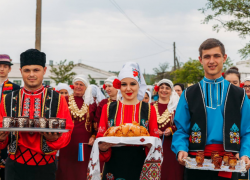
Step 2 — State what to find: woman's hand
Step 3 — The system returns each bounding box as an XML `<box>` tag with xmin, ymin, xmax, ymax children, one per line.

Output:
<box><xmin>88</xmin><ymin>137</ymin><xmax>95</xmax><ymax>146</ymax></box>
<box><xmin>164</xmin><ymin>128</ymin><xmax>171</xmax><ymax>136</ymax></box>
<box><xmin>158</xmin><ymin>129</ymin><xmax>163</xmax><ymax>137</ymax></box>
<box><xmin>98</xmin><ymin>142</ymin><xmax>114</xmax><ymax>152</ymax></box>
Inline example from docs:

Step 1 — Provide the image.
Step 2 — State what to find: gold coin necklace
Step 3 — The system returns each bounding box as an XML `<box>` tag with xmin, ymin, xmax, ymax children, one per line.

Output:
<box><xmin>154</xmin><ymin>101</ymin><xmax>172</xmax><ymax>128</ymax></box>
<box><xmin>68</xmin><ymin>94</ymin><xmax>88</xmax><ymax>122</ymax></box>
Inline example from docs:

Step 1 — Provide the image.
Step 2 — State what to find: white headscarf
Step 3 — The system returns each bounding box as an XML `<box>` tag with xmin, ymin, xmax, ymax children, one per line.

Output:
<box><xmin>90</xmin><ymin>84</ymin><xmax>105</xmax><ymax>104</ymax></box>
<box><xmin>73</xmin><ymin>74</ymin><xmax>94</xmax><ymax>105</ymax></box>
<box><xmin>105</xmin><ymin>76</ymin><xmax>118</xmax><ymax>85</ymax></box>
<box><xmin>244</xmin><ymin>76</ymin><xmax>250</xmax><ymax>82</ymax></box>
<box><xmin>157</xmin><ymin>79</ymin><xmax>179</xmax><ymax>113</ymax></box>
<box><xmin>118</xmin><ymin>62</ymin><xmax>147</xmax><ymax>101</ymax></box>
<box><xmin>56</xmin><ymin>83</ymin><xmax>72</xmax><ymax>95</ymax></box>
<box><xmin>104</xmin><ymin>76</ymin><xmax>120</xmax><ymax>101</ymax></box>
<box><xmin>145</xmin><ymin>90</ymin><xmax>152</xmax><ymax>103</ymax></box>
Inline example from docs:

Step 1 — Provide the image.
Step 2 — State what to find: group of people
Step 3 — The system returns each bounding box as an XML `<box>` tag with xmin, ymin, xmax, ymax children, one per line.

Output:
<box><xmin>0</xmin><ymin>38</ymin><xmax>249</xmax><ymax>180</ymax></box>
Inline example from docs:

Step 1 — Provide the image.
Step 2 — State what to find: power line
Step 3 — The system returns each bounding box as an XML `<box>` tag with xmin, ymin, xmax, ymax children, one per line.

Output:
<box><xmin>109</xmin><ymin>0</ymin><xmax>172</xmax><ymax>50</ymax></box>
<box><xmin>176</xmin><ymin>47</ymin><xmax>189</xmax><ymax>60</ymax></box>
<box><xmin>79</xmin><ymin>48</ymin><xmax>172</xmax><ymax>63</ymax></box>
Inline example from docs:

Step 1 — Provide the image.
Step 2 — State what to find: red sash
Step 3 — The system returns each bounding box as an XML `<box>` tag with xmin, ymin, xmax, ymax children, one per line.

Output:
<box><xmin>189</xmin><ymin>144</ymin><xmax>233</xmax><ymax>179</ymax></box>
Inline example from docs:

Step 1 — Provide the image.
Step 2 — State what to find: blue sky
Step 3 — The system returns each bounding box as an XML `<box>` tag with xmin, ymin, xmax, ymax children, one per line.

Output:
<box><xmin>0</xmin><ymin>0</ymin><xmax>249</xmax><ymax>74</ymax></box>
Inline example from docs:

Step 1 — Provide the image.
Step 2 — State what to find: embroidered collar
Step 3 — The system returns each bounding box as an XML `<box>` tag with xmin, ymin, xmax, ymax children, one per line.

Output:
<box><xmin>203</xmin><ymin>76</ymin><xmax>224</xmax><ymax>83</ymax></box>
<box><xmin>23</xmin><ymin>86</ymin><xmax>45</xmax><ymax>95</ymax></box>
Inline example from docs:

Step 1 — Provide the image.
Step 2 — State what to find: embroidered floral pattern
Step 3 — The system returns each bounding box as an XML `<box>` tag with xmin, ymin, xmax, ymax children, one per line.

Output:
<box><xmin>190</xmin><ymin>123</ymin><xmax>201</xmax><ymax>143</ymax></box>
<box><xmin>140</xmin><ymin>138</ymin><xmax>145</xmax><ymax>142</ymax></box>
<box><xmin>23</xmin><ymin>98</ymin><xmax>30</xmax><ymax>117</ymax></box>
<box><xmin>140</xmin><ymin>158</ymin><xmax>161</xmax><ymax>180</ymax></box>
<box><xmin>106</xmin><ymin>173</ymin><xmax>114</xmax><ymax>180</ymax></box>
<box><xmin>34</xmin><ymin>98</ymin><xmax>41</xmax><ymax>117</ymax></box>
<box><xmin>108</xmin><ymin>119</ymin><xmax>114</xmax><ymax>128</ymax></box>
<box><xmin>230</xmin><ymin>123</ymin><xmax>240</xmax><ymax>144</ymax></box>
<box><xmin>98</xmin><ymin>126</ymin><xmax>106</xmax><ymax>134</ymax></box>
<box><xmin>132</xmin><ymin>68</ymin><xmax>141</xmax><ymax>83</ymax></box>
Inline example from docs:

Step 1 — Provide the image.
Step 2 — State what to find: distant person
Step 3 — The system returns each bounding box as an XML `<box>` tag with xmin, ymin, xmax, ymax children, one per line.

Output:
<box><xmin>153</xmin><ymin>79</ymin><xmax>184</xmax><ymax>180</ymax></box>
<box><xmin>223</xmin><ymin>67</ymin><xmax>240</xmax><ymax>86</ymax></box>
<box><xmin>56</xmin><ymin>83</ymin><xmax>71</xmax><ymax>97</ymax></box>
<box><xmin>174</xmin><ymin>83</ymin><xmax>184</xmax><ymax>96</ymax></box>
<box><xmin>142</xmin><ymin>90</ymin><xmax>151</xmax><ymax>103</ymax></box>
<box><xmin>90</xmin><ymin>84</ymin><xmax>105</xmax><ymax>105</ymax></box>
<box><xmin>243</xmin><ymin>77</ymin><xmax>250</xmax><ymax>99</ymax></box>
<box><xmin>0</xmin><ymin>54</ymin><xmax>20</xmax><ymax>180</ymax></box>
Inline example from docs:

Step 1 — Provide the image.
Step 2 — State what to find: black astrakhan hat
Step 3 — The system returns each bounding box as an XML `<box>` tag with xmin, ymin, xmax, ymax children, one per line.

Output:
<box><xmin>20</xmin><ymin>49</ymin><xmax>46</xmax><ymax>68</ymax></box>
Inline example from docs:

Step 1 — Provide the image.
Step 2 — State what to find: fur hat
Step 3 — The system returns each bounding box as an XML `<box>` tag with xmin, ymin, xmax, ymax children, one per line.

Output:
<box><xmin>20</xmin><ymin>49</ymin><xmax>46</xmax><ymax>68</ymax></box>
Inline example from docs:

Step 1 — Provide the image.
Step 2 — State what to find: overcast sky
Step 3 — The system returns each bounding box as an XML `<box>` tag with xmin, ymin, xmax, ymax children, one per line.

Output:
<box><xmin>0</xmin><ymin>0</ymin><xmax>249</xmax><ymax>74</ymax></box>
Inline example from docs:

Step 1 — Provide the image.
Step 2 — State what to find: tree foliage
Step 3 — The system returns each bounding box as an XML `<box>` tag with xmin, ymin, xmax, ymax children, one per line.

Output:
<box><xmin>153</xmin><ymin>62</ymin><xmax>170</xmax><ymax>81</ymax></box>
<box><xmin>88</xmin><ymin>74</ymin><xmax>97</xmax><ymax>85</ymax></box>
<box><xmin>200</xmin><ymin>0</ymin><xmax>250</xmax><ymax>59</ymax></box>
<box><xmin>171</xmin><ymin>59</ymin><xmax>204</xmax><ymax>84</ymax></box>
<box><xmin>171</xmin><ymin>57</ymin><xmax>233</xmax><ymax>84</ymax></box>
<box><xmin>49</xmin><ymin>60</ymin><xmax>76</xmax><ymax>85</ymax></box>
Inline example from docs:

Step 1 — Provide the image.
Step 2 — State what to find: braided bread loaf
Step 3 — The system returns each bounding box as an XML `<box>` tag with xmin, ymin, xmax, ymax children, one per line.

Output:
<box><xmin>104</xmin><ymin>121</ymin><xmax>150</xmax><ymax>137</ymax></box>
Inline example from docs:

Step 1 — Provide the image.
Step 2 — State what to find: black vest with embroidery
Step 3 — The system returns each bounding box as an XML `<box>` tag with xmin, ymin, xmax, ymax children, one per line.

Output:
<box><xmin>185</xmin><ymin>83</ymin><xmax>244</xmax><ymax>152</ymax></box>
<box><xmin>107</xmin><ymin>101</ymin><xmax>150</xmax><ymax>130</ymax></box>
<box><xmin>4</xmin><ymin>89</ymin><xmax>60</xmax><ymax>155</ymax></box>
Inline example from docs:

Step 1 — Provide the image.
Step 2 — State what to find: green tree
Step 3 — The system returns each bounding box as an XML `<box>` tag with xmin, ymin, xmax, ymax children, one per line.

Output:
<box><xmin>171</xmin><ymin>59</ymin><xmax>204</xmax><ymax>84</ymax></box>
<box><xmin>171</xmin><ymin>57</ymin><xmax>233</xmax><ymax>84</ymax></box>
<box><xmin>88</xmin><ymin>75</ymin><xmax>97</xmax><ymax>85</ymax></box>
<box><xmin>200</xmin><ymin>0</ymin><xmax>250</xmax><ymax>59</ymax></box>
<box><xmin>49</xmin><ymin>60</ymin><xmax>76</xmax><ymax>85</ymax></box>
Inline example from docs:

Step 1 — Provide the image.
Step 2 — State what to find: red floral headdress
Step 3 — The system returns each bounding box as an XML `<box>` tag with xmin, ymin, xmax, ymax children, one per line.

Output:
<box><xmin>240</xmin><ymin>82</ymin><xmax>244</xmax><ymax>88</ymax></box>
<box><xmin>113</xmin><ymin>79</ymin><xmax>121</xmax><ymax>89</ymax></box>
<box><xmin>154</xmin><ymin>85</ymin><xmax>159</xmax><ymax>92</ymax></box>
<box><xmin>70</xmin><ymin>85</ymin><xmax>74</xmax><ymax>89</ymax></box>
<box><xmin>103</xmin><ymin>84</ymin><xmax>106</xmax><ymax>89</ymax></box>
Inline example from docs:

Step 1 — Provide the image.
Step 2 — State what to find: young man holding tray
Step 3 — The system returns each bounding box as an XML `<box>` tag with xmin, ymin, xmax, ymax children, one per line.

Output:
<box><xmin>0</xmin><ymin>49</ymin><xmax>74</xmax><ymax>180</ymax></box>
<box><xmin>171</xmin><ymin>38</ymin><xmax>250</xmax><ymax>180</ymax></box>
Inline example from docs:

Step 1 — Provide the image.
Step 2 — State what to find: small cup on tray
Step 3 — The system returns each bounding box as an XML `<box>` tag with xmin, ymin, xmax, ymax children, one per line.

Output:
<box><xmin>196</xmin><ymin>151</ymin><xmax>204</xmax><ymax>167</ymax></box>
<box><xmin>211</xmin><ymin>151</ymin><xmax>219</xmax><ymax>163</ymax></box>
<box><xmin>39</xmin><ymin>117</ymin><xmax>47</xmax><ymax>128</ymax></box>
<box><xmin>15</xmin><ymin>117</ymin><xmax>29</xmax><ymax>128</ymax></box>
<box><xmin>213</xmin><ymin>156</ymin><xmax>223</xmax><ymax>169</ymax></box>
<box><xmin>223</xmin><ymin>152</ymin><xmax>233</xmax><ymax>166</ymax></box>
<box><xmin>48</xmin><ymin>118</ymin><xmax>59</xmax><ymax>129</ymax></box>
<box><xmin>3</xmin><ymin>117</ymin><xmax>15</xmax><ymax>128</ymax></box>
<box><xmin>58</xmin><ymin>119</ymin><xmax>66</xmax><ymax>129</ymax></box>
<box><xmin>228</xmin><ymin>156</ymin><xmax>237</xmax><ymax>170</ymax></box>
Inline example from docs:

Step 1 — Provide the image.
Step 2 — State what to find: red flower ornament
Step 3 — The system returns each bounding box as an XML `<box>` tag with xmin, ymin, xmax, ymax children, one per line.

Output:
<box><xmin>70</xmin><ymin>85</ymin><xmax>74</xmax><ymax>89</ymax></box>
<box><xmin>222</xmin><ymin>72</ymin><xmax>225</xmax><ymax>77</ymax></box>
<box><xmin>240</xmin><ymin>82</ymin><xmax>244</xmax><ymax>88</ymax></box>
<box><xmin>56</xmin><ymin>90</ymin><xmax>60</xmax><ymax>93</ymax></box>
<box><xmin>133</xmin><ymin>71</ymin><xmax>139</xmax><ymax>77</ymax></box>
<box><xmin>154</xmin><ymin>85</ymin><xmax>159</xmax><ymax>92</ymax></box>
<box><xmin>103</xmin><ymin>84</ymin><xmax>106</xmax><ymax>89</ymax></box>
<box><xmin>113</xmin><ymin>79</ymin><xmax>121</xmax><ymax>89</ymax></box>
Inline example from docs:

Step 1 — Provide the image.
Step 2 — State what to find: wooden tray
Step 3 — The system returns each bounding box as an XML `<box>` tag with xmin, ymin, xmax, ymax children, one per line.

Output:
<box><xmin>0</xmin><ymin>128</ymin><xmax>69</xmax><ymax>133</ymax></box>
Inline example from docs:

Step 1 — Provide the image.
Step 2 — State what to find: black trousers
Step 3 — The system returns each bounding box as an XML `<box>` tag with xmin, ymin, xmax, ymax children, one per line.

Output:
<box><xmin>184</xmin><ymin>168</ymin><xmax>238</xmax><ymax>180</ymax></box>
<box><xmin>5</xmin><ymin>157</ymin><xmax>56</xmax><ymax>180</ymax></box>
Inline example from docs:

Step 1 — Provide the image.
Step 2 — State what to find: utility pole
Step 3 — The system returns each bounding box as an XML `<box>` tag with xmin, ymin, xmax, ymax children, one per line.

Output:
<box><xmin>35</xmin><ymin>0</ymin><xmax>42</xmax><ymax>51</ymax></box>
<box><xmin>173</xmin><ymin>42</ymin><xmax>176</xmax><ymax>70</ymax></box>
